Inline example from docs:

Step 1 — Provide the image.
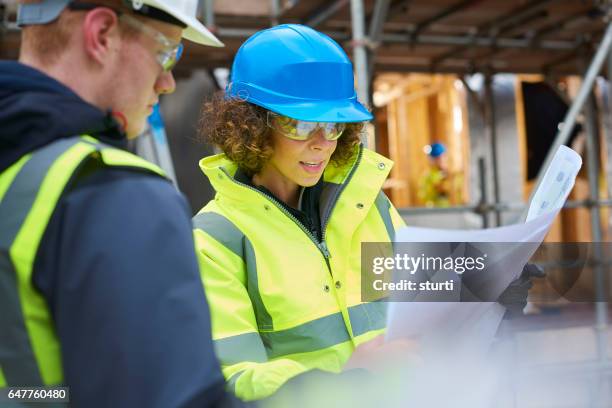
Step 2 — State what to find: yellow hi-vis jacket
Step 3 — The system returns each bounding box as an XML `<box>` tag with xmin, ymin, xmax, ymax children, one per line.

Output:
<box><xmin>193</xmin><ymin>146</ymin><xmax>405</xmax><ymax>401</ymax></box>
<box><xmin>0</xmin><ymin>136</ymin><xmax>165</xmax><ymax>389</ymax></box>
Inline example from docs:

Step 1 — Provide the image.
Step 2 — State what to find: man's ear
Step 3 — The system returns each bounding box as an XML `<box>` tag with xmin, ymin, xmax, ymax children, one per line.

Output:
<box><xmin>81</xmin><ymin>8</ymin><xmax>122</xmax><ymax>66</ymax></box>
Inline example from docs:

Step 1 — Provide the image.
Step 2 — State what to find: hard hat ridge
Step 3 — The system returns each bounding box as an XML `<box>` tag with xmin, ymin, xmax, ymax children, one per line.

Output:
<box><xmin>227</xmin><ymin>24</ymin><xmax>372</xmax><ymax>123</ymax></box>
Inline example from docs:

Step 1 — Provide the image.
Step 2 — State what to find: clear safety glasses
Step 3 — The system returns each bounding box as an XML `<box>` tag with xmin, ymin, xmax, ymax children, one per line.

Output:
<box><xmin>266</xmin><ymin>112</ymin><xmax>346</xmax><ymax>141</ymax></box>
<box><xmin>67</xmin><ymin>2</ymin><xmax>183</xmax><ymax>72</ymax></box>
<box><xmin>118</xmin><ymin>13</ymin><xmax>184</xmax><ymax>72</ymax></box>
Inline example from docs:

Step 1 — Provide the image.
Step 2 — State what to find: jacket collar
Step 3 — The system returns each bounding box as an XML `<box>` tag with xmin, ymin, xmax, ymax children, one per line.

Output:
<box><xmin>0</xmin><ymin>61</ymin><xmax>127</xmax><ymax>173</ymax></box>
<box><xmin>199</xmin><ymin>145</ymin><xmax>393</xmax><ymax>213</ymax></box>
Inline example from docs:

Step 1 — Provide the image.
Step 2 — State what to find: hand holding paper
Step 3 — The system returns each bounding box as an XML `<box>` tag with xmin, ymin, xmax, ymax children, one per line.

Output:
<box><xmin>386</xmin><ymin>146</ymin><xmax>582</xmax><ymax>347</ymax></box>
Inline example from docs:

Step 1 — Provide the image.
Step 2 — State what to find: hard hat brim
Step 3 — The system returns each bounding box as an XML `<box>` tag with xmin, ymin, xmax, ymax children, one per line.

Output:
<box><xmin>263</xmin><ymin>98</ymin><xmax>373</xmax><ymax>123</ymax></box>
<box><xmin>145</xmin><ymin>0</ymin><xmax>224</xmax><ymax>47</ymax></box>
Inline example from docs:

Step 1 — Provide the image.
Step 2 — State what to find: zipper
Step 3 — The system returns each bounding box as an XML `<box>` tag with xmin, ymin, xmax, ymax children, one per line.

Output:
<box><xmin>219</xmin><ymin>145</ymin><xmax>364</xmax><ymax>274</ymax></box>
<box><xmin>222</xmin><ymin>168</ymin><xmax>332</xmax><ymax>265</ymax></box>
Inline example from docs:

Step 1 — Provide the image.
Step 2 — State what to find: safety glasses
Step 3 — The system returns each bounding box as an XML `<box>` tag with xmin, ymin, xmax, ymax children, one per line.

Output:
<box><xmin>119</xmin><ymin>13</ymin><xmax>184</xmax><ymax>72</ymax></box>
<box><xmin>67</xmin><ymin>2</ymin><xmax>183</xmax><ymax>72</ymax></box>
<box><xmin>266</xmin><ymin>112</ymin><xmax>346</xmax><ymax>141</ymax></box>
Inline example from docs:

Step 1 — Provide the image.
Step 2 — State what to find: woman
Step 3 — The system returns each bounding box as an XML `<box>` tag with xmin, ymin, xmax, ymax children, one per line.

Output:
<box><xmin>193</xmin><ymin>24</ymin><xmax>407</xmax><ymax>401</ymax></box>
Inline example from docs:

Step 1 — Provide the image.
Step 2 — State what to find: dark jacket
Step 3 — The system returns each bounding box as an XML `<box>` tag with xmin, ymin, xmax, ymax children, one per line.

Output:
<box><xmin>0</xmin><ymin>61</ymin><xmax>236</xmax><ymax>408</ymax></box>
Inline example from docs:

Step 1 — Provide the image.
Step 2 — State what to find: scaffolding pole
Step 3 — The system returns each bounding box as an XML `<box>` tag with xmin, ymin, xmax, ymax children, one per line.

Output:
<box><xmin>350</xmin><ymin>0</ymin><xmax>369</xmax><ymax>105</ymax></box>
<box><xmin>203</xmin><ymin>0</ymin><xmax>215</xmax><ymax>31</ymax></box>
<box><xmin>529</xmin><ymin>23</ymin><xmax>612</xmax><ymax>205</ymax></box>
<box><xmin>484</xmin><ymin>74</ymin><xmax>502</xmax><ymax>226</ymax></box>
<box><xmin>610</xmin><ymin>31</ymin><xmax>612</xmax><ymax>94</ymax></box>
<box><xmin>584</xmin><ymin>84</ymin><xmax>608</xmax><ymax>364</ymax></box>
<box><xmin>270</xmin><ymin>0</ymin><xmax>281</xmax><ymax>26</ymax></box>
<box><xmin>306</xmin><ymin>0</ymin><xmax>349</xmax><ymax>28</ymax></box>
<box><xmin>368</xmin><ymin>0</ymin><xmax>391</xmax><ymax>44</ymax></box>
<box><xmin>350</xmin><ymin>0</ymin><xmax>370</xmax><ymax>147</ymax></box>
<box><xmin>366</xmin><ymin>0</ymin><xmax>392</xmax><ymax>79</ymax></box>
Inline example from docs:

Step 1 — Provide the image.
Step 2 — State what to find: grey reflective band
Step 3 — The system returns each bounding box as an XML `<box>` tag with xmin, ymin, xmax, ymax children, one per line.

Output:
<box><xmin>193</xmin><ymin>212</ymin><xmax>274</xmax><ymax>330</ymax></box>
<box><xmin>374</xmin><ymin>192</ymin><xmax>395</xmax><ymax>242</ymax></box>
<box><xmin>193</xmin><ymin>212</ymin><xmax>244</xmax><ymax>259</ymax></box>
<box><xmin>0</xmin><ymin>255</ymin><xmax>43</xmax><ymax>386</ymax></box>
<box><xmin>214</xmin><ymin>332</ymin><xmax>268</xmax><ymax>365</ymax></box>
<box><xmin>17</xmin><ymin>0</ymin><xmax>71</xmax><ymax>26</ymax></box>
<box><xmin>0</xmin><ymin>137</ymin><xmax>81</xmax><ymax>386</ymax></box>
<box><xmin>260</xmin><ymin>312</ymin><xmax>351</xmax><ymax>359</ymax></box>
<box><xmin>244</xmin><ymin>240</ymin><xmax>273</xmax><ymax>330</ymax></box>
<box><xmin>348</xmin><ymin>301</ymin><xmax>387</xmax><ymax>337</ymax></box>
<box><xmin>217</xmin><ymin>302</ymin><xmax>386</xmax><ymax>362</ymax></box>
<box><xmin>0</xmin><ymin>138</ymin><xmax>80</xmax><ymax>248</ymax></box>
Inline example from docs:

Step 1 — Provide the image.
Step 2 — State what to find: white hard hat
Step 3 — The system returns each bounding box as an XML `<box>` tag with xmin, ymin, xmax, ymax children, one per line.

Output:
<box><xmin>17</xmin><ymin>0</ymin><xmax>223</xmax><ymax>47</ymax></box>
<box><xmin>129</xmin><ymin>0</ymin><xmax>223</xmax><ymax>47</ymax></box>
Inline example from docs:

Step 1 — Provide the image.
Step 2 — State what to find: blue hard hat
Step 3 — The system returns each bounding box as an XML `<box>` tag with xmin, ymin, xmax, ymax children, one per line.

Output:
<box><xmin>426</xmin><ymin>142</ymin><xmax>446</xmax><ymax>158</ymax></box>
<box><xmin>227</xmin><ymin>24</ymin><xmax>372</xmax><ymax>123</ymax></box>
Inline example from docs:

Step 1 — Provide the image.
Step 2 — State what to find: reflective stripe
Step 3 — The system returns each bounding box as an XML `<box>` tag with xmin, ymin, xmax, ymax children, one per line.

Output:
<box><xmin>244</xmin><ymin>240</ymin><xmax>273</xmax><ymax>330</ymax></box>
<box><xmin>193</xmin><ymin>212</ymin><xmax>244</xmax><ymax>258</ymax></box>
<box><xmin>255</xmin><ymin>303</ymin><xmax>386</xmax><ymax>359</ymax></box>
<box><xmin>193</xmin><ymin>212</ymin><xmax>273</xmax><ymax>330</ymax></box>
<box><xmin>261</xmin><ymin>312</ymin><xmax>351</xmax><ymax>359</ymax></box>
<box><xmin>214</xmin><ymin>332</ymin><xmax>268</xmax><ymax>365</ymax></box>
<box><xmin>79</xmin><ymin>137</ymin><xmax>166</xmax><ymax>178</ymax></box>
<box><xmin>0</xmin><ymin>155</ymin><xmax>29</xmax><ymax>202</ymax></box>
<box><xmin>0</xmin><ymin>138</ymin><xmax>80</xmax><ymax>248</ymax></box>
<box><xmin>374</xmin><ymin>192</ymin><xmax>395</xmax><ymax>242</ymax></box>
<box><xmin>348</xmin><ymin>301</ymin><xmax>387</xmax><ymax>337</ymax></box>
<box><xmin>100</xmin><ymin>148</ymin><xmax>165</xmax><ymax>177</ymax></box>
<box><xmin>0</xmin><ymin>254</ymin><xmax>42</xmax><ymax>386</ymax></box>
<box><xmin>0</xmin><ymin>138</ymin><xmax>81</xmax><ymax>386</ymax></box>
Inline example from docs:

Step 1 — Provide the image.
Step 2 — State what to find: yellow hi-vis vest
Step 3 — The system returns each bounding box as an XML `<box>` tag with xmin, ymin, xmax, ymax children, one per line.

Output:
<box><xmin>0</xmin><ymin>136</ymin><xmax>165</xmax><ymax>391</ymax></box>
<box><xmin>193</xmin><ymin>146</ymin><xmax>405</xmax><ymax>401</ymax></box>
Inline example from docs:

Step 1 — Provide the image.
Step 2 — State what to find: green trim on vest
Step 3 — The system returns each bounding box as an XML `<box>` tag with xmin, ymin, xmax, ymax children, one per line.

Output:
<box><xmin>0</xmin><ymin>136</ymin><xmax>166</xmax><ymax>388</ymax></box>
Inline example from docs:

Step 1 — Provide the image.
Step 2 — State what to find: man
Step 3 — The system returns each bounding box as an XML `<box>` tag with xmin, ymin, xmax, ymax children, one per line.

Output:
<box><xmin>0</xmin><ymin>1</ymin><xmax>238</xmax><ymax>406</ymax></box>
<box><xmin>418</xmin><ymin>142</ymin><xmax>464</xmax><ymax>207</ymax></box>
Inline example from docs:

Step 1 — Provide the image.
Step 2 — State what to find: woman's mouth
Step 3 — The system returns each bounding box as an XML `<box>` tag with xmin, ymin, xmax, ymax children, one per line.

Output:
<box><xmin>300</xmin><ymin>160</ymin><xmax>325</xmax><ymax>173</ymax></box>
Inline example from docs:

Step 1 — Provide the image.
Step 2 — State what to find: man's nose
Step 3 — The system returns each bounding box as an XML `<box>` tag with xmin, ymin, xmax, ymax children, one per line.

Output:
<box><xmin>155</xmin><ymin>70</ymin><xmax>176</xmax><ymax>95</ymax></box>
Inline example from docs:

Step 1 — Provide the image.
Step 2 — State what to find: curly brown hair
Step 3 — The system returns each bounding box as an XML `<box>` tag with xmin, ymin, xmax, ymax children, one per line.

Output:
<box><xmin>199</xmin><ymin>91</ymin><xmax>364</xmax><ymax>176</ymax></box>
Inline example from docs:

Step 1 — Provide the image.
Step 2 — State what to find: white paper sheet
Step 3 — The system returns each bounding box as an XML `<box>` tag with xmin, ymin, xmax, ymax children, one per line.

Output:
<box><xmin>386</xmin><ymin>146</ymin><xmax>582</xmax><ymax>353</ymax></box>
